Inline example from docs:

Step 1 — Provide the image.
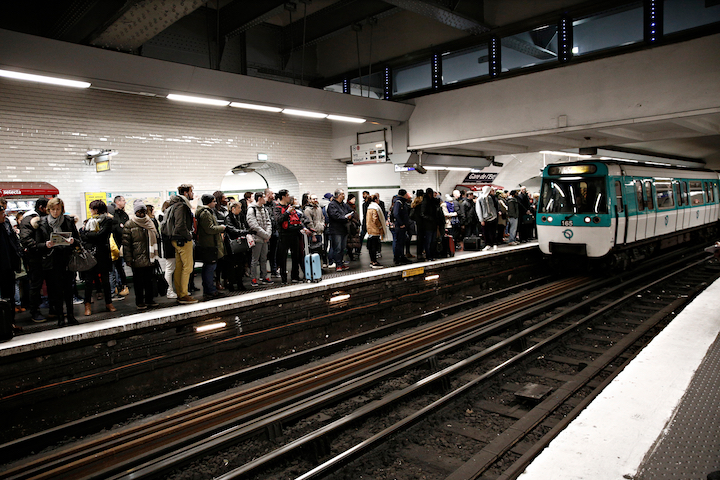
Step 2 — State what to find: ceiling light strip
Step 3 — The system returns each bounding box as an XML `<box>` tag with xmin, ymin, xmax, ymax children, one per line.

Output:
<box><xmin>282</xmin><ymin>109</ymin><xmax>328</xmax><ymax>119</ymax></box>
<box><xmin>229</xmin><ymin>102</ymin><xmax>282</xmax><ymax>112</ymax></box>
<box><xmin>327</xmin><ymin>114</ymin><xmax>366</xmax><ymax>123</ymax></box>
<box><xmin>167</xmin><ymin>94</ymin><xmax>230</xmax><ymax>106</ymax></box>
<box><xmin>0</xmin><ymin>69</ymin><xmax>90</xmax><ymax>88</ymax></box>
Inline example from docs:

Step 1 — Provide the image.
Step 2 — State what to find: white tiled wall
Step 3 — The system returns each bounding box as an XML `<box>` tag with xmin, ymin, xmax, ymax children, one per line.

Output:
<box><xmin>0</xmin><ymin>78</ymin><xmax>347</xmax><ymax>219</ymax></box>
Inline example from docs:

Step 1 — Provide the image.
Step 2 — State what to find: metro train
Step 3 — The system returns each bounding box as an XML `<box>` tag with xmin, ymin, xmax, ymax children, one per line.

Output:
<box><xmin>536</xmin><ymin>160</ymin><xmax>720</xmax><ymax>268</ymax></box>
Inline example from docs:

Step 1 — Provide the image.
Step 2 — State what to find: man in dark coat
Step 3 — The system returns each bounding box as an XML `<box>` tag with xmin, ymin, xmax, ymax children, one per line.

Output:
<box><xmin>392</xmin><ymin>189</ymin><xmax>412</xmax><ymax>266</ymax></box>
<box><xmin>108</xmin><ymin>195</ymin><xmax>129</xmax><ymax>296</ymax></box>
<box><xmin>19</xmin><ymin>197</ymin><xmax>49</xmax><ymax>322</ymax></box>
<box><xmin>0</xmin><ymin>198</ymin><xmax>23</xmax><ymax>334</ymax></box>
<box><xmin>327</xmin><ymin>189</ymin><xmax>353</xmax><ymax>272</ymax></box>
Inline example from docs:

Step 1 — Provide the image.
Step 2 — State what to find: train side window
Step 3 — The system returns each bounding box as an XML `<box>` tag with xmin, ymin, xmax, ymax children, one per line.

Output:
<box><xmin>655</xmin><ymin>181</ymin><xmax>674</xmax><ymax>209</ymax></box>
<box><xmin>689</xmin><ymin>181</ymin><xmax>704</xmax><ymax>205</ymax></box>
<box><xmin>705</xmin><ymin>182</ymin><xmax>714</xmax><ymax>203</ymax></box>
<box><xmin>614</xmin><ymin>181</ymin><xmax>624</xmax><ymax>212</ymax></box>
<box><xmin>681</xmin><ymin>181</ymin><xmax>689</xmax><ymax>205</ymax></box>
<box><xmin>644</xmin><ymin>180</ymin><xmax>654</xmax><ymax>210</ymax></box>
<box><xmin>635</xmin><ymin>181</ymin><xmax>645</xmax><ymax>211</ymax></box>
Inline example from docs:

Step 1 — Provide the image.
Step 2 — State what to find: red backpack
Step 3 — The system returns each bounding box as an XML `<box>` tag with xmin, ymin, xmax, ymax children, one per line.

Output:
<box><xmin>281</xmin><ymin>206</ymin><xmax>301</xmax><ymax>230</ymax></box>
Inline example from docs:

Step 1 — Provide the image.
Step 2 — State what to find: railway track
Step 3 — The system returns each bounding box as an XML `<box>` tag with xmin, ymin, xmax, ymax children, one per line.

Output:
<box><xmin>1</xmin><ymin>275</ymin><xmax>598</xmax><ymax>480</ymax></box>
<box><xmin>1</xmin><ymin>247</ymin><xmax>715</xmax><ymax>480</ymax></box>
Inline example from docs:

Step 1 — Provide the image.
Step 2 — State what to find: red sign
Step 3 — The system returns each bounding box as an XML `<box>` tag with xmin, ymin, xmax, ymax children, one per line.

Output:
<box><xmin>0</xmin><ymin>182</ymin><xmax>59</xmax><ymax>197</ymax></box>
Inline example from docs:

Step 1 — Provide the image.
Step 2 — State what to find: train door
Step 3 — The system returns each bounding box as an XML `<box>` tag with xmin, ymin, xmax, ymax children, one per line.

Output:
<box><xmin>654</xmin><ymin>179</ymin><xmax>677</xmax><ymax>235</ymax></box>
<box><xmin>644</xmin><ymin>179</ymin><xmax>657</xmax><ymax>238</ymax></box>
<box><xmin>713</xmin><ymin>181</ymin><xmax>720</xmax><ymax>221</ymax></box>
<box><xmin>624</xmin><ymin>178</ymin><xmax>636</xmax><ymax>243</ymax></box>
<box><xmin>688</xmin><ymin>181</ymin><xmax>704</xmax><ymax>227</ymax></box>
<box><xmin>634</xmin><ymin>180</ymin><xmax>647</xmax><ymax>241</ymax></box>
<box><xmin>613</xmin><ymin>180</ymin><xmax>626</xmax><ymax>246</ymax></box>
<box><xmin>673</xmin><ymin>181</ymin><xmax>685</xmax><ymax>229</ymax></box>
<box><xmin>704</xmin><ymin>182</ymin><xmax>715</xmax><ymax>224</ymax></box>
<box><xmin>681</xmin><ymin>181</ymin><xmax>691</xmax><ymax>229</ymax></box>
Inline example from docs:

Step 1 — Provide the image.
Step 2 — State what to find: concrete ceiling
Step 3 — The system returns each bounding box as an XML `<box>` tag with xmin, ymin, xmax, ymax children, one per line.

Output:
<box><xmin>1</xmin><ymin>0</ymin><xmax>719</xmax><ymax>169</ymax></box>
<box><xmin>420</xmin><ymin>112</ymin><xmax>720</xmax><ymax>169</ymax></box>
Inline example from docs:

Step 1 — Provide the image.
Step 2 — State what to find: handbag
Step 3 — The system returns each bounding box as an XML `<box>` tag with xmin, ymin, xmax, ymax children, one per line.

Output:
<box><xmin>152</xmin><ymin>260</ymin><xmax>168</xmax><ymax>297</ymax></box>
<box><xmin>68</xmin><ymin>244</ymin><xmax>98</xmax><ymax>272</ymax></box>
<box><xmin>521</xmin><ymin>214</ymin><xmax>535</xmax><ymax>225</ymax></box>
<box><xmin>230</xmin><ymin>236</ymin><xmax>250</xmax><ymax>255</ymax></box>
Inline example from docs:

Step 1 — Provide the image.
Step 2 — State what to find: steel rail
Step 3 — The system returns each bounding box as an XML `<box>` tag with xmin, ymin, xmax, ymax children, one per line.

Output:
<box><xmin>111</xmin><ymin>277</ymin><xmax>617</xmax><ymax>480</ymax></box>
<box><xmin>214</xmin><ymin>254</ymin><xmax>707</xmax><ymax>479</ymax></box>
<box><xmin>0</xmin><ymin>276</ymin><xmax>552</xmax><ymax>461</ymax></box>
<box><xmin>1</xmin><ymin>278</ymin><xmax>587</xmax><ymax>480</ymax></box>
<box><xmin>290</xmin><ymin>255</ymin><xmax>711</xmax><ymax>480</ymax></box>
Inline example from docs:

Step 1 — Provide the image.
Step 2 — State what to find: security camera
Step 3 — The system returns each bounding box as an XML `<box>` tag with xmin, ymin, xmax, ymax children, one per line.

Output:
<box><xmin>413</xmin><ymin>163</ymin><xmax>427</xmax><ymax>174</ymax></box>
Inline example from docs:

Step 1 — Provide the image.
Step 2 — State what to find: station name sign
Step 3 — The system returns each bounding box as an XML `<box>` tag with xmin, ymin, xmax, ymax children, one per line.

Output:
<box><xmin>462</xmin><ymin>172</ymin><xmax>498</xmax><ymax>184</ymax></box>
<box><xmin>1</xmin><ymin>190</ymin><xmax>22</xmax><ymax>196</ymax></box>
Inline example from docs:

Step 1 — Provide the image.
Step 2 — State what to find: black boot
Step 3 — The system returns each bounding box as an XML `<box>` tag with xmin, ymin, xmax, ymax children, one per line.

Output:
<box><xmin>66</xmin><ymin>317</ymin><xmax>80</xmax><ymax>326</ymax></box>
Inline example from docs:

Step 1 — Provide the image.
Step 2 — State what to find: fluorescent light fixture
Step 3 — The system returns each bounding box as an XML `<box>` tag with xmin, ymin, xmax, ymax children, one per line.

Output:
<box><xmin>167</xmin><ymin>94</ymin><xmax>229</xmax><ymax>106</ymax></box>
<box><xmin>424</xmin><ymin>166</ymin><xmax>473</xmax><ymax>171</ymax></box>
<box><xmin>425</xmin><ymin>274</ymin><xmax>440</xmax><ymax>281</ymax></box>
<box><xmin>0</xmin><ymin>69</ymin><xmax>90</xmax><ymax>88</ymax></box>
<box><xmin>327</xmin><ymin>114</ymin><xmax>366</xmax><ymax>123</ymax></box>
<box><xmin>282</xmin><ymin>109</ymin><xmax>328</xmax><ymax>119</ymax></box>
<box><xmin>195</xmin><ymin>322</ymin><xmax>227</xmax><ymax>333</ymax></box>
<box><xmin>329</xmin><ymin>293</ymin><xmax>350</xmax><ymax>303</ymax></box>
<box><xmin>229</xmin><ymin>102</ymin><xmax>282</xmax><ymax>112</ymax></box>
<box><xmin>572</xmin><ymin>46</ymin><xmax>579</xmax><ymax>54</ymax></box>
<box><xmin>257</xmin><ymin>153</ymin><xmax>268</xmax><ymax>161</ymax></box>
<box><xmin>540</xmin><ymin>150</ymin><xmax>593</xmax><ymax>159</ymax></box>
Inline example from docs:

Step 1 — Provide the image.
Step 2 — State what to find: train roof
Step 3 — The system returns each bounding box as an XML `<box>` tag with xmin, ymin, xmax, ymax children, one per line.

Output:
<box><xmin>543</xmin><ymin>159</ymin><xmax>719</xmax><ymax>179</ymax></box>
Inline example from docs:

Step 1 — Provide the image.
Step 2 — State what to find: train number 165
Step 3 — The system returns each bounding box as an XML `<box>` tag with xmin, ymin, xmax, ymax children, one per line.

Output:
<box><xmin>561</xmin><ymin>220</ymin><xmax>573</xmax><ymax>227</ymax></box>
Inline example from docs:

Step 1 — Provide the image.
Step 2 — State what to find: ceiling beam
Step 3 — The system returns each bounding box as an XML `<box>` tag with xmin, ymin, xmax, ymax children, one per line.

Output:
<box><xmin>219</xmin><ymin>0</ymin><xmax>288</xmax><ymax>39</ymax></box>
<box><xmin>381</xmin><ymin>0</ymin><xmax>489</xmax><ymax>35</ymax></box>
<box><xmin>280</xmin><ymin>0</ymin><xmax>397</xmax><ymax>55</ymax></box>
<box><xmin>670</xmin><ymin>117</ymin><xmax>720</xmax><ymax>135</ymax></box>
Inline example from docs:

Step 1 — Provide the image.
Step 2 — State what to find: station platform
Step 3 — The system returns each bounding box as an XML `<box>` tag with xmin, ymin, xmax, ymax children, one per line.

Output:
<box><xmin>1</xmin><ymin>241</ymin><xmax>538</xmax><ymax>358</ymax></box>
<box><xmin>519</xmin><ymin>276</ymin><xmax>720</xmax><ymax>480</ymax></box>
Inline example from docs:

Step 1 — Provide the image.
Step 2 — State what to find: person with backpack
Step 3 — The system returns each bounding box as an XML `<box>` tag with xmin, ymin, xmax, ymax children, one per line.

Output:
<box><xmin>247</xmin><ymin>192</ymin><xmax>273</xmax><ymax>287</ymax></box>
<box><xmin>274</xmin><ymin>189</ymin><xmax>305</xmax><ymax>283</ymax></box>
<box><xmin>166</xmin><ymin>183</ymin><xmax>198</xmax><ymax>304</ymax></box>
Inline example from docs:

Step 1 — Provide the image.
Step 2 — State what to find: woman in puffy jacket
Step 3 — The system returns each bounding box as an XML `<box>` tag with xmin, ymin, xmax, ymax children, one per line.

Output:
<box><xmin>122</xmin><ymin>200</ymin><xmax>160</xmax><ymax>310</ymax></box>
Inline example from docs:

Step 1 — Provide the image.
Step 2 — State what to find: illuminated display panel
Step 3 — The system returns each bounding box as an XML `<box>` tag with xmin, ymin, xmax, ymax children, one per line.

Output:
<box><xmin>548</xmin><ymin>165</ymin><xmax>597</xmax><ymax>175</ymax></box>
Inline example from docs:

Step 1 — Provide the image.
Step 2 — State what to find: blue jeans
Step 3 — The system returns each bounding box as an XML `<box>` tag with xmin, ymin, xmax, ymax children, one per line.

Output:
<box><xmin>424</xmin><ymin>229</ymin><xmax>437</xmax><ymax>260</ymax></box>
<box><xmin>201</xmin><ymin>262</ymin><xmax>217</xmax><ymax>295</ymax></box>
<box><xmin>330</xmin><ymin>234</ymin><xmax>347</xmax><ymax>266</ymax></box>
<box><xmin>508</xmin><ymin>217</ymin><xmax>518</xmax><ymax>243</ymax></box>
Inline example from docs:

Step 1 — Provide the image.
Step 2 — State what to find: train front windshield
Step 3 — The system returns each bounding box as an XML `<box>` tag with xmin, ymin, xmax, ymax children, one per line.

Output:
<box><xmin>539</xmin><ymin>178</ymin><xmax>608</xmax><ymax>214</ymax></box>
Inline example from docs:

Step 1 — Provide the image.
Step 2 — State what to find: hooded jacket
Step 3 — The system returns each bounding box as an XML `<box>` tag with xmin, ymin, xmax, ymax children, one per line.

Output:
<box><xmin>167</xmin><ymin>195</ymin><xmax>194</xmax><ymax>242</ymax></box>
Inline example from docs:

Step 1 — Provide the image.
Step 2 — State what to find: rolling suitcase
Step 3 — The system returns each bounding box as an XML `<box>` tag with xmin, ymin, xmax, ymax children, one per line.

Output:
<box><xmin>0</xmin><ymin>298</ymin><xmax>15</xmax><ymax>341</ymax></box>
<box><xmin>304</xmin><ymin>233</ymin><xmax>322</xmax><ymax>282</ymax></box>
<box><xmin>463</xmin><ymin>236</ymin><xmax>485</xmax><ymax>251</ymax></box>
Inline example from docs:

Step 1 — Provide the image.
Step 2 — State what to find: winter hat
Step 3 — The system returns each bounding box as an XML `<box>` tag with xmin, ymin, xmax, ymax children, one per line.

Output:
<box><xmin>323</xmin><ymin>193</ymin><xmax>333</xmax><ymax>200</ymax></box>
<box><xmin>201</xmin><ymin>194</ymin><xmax>215</xmax><ymax>205</ymax></box>
<box><xmin>133</xmin><ymin>199</ymin><xmax>146</xmax><ymax>213</ymax></box>
<box><xmin>398</xmin><ymin>189</ymin><xmax>407</xmax><ymax>197</ymax></box>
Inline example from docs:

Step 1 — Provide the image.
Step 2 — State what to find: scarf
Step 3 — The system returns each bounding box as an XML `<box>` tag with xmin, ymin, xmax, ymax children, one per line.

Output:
<box><xmin>131</xmin><ymin>214</ymin><xmax>159</xmax><ymax>263</ymax></box>
<box><xmin>86</xmin><ymin>213</ymin><xmax>105</xmax><ymax>232</ymax></box>
<box><xmin>48</xmin><ymin>213</ymin><xmax>65</xmax><ymax>233</ymax></box>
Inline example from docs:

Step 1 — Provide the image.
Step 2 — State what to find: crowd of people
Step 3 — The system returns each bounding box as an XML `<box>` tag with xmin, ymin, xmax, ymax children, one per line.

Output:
<box><xmin>0</xmin><ymin>184</ymin><xmax>538</xmax><ymax>334</ymax></box>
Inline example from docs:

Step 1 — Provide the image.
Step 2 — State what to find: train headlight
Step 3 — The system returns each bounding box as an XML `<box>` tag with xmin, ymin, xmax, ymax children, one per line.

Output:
<box><xmin>544</xmin><ymin>216</ymin><xmax>551</xmax><ymax>222</ymax></box>
<box><xmin>593</xmin><ymin>216</ymin><xmax>601</xmax><ymax>224</ymax></box>
<box><xmin>584</xmin><ymin>217</ymin><xmax>591</xmax><ymax>223</ymax></box>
